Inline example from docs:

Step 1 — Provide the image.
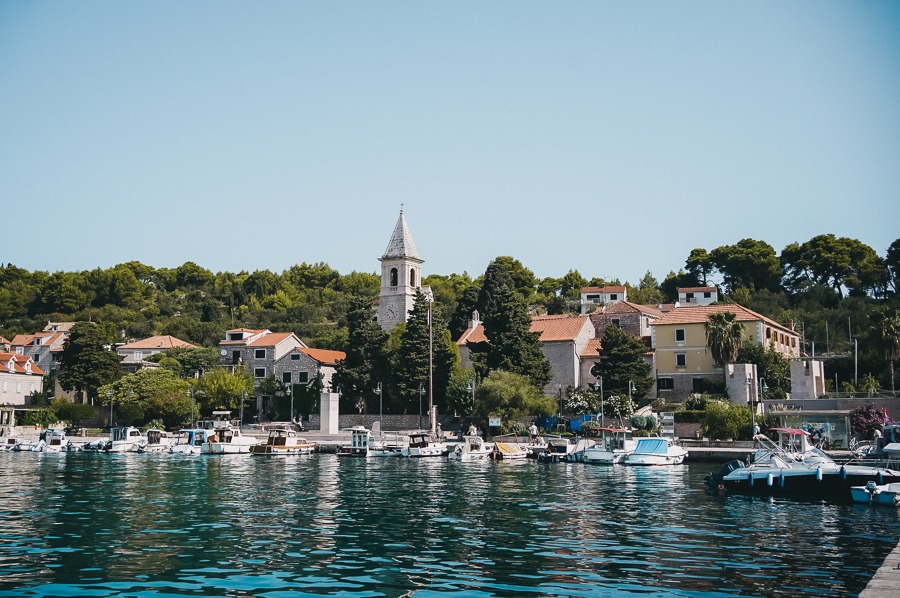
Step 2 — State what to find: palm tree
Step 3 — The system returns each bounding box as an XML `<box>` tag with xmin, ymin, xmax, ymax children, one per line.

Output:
<box><xmin>705</xmin><ymin>312</ymin><xmax>745</xmax><ymax>385</ymax></box>
<box><xmin>870</xmin><ymin>309</ymin><xmax>900</xmax><ymax>395</ymax></box>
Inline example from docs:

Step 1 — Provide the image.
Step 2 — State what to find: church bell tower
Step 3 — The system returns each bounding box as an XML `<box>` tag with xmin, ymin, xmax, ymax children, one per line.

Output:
<box><xmin>377</xmin><ymin>209</ymin><xmax>423</xmax><ymax>330</ymax></box>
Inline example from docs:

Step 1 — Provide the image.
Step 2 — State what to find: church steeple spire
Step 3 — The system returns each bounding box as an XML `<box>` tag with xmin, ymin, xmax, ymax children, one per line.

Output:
<box><xmin>382</xmin><ymin>208</ymin><xmax>420</xmax><ymax>260</ymax></box>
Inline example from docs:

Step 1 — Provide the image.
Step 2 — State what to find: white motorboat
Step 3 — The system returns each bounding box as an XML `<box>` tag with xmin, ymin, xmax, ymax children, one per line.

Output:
<box><xmin>708</xmin><ymin>431</ymin><xmax>900</xmax><ymax>501</ymax></box>
<box><xmin>583</xmin><ymin>428</ymin><xmax>637</xmax><ymax>465</ymax></box>
<box><xmin>564</xmin><ymin>438</ymin><xmax>598</xmax><ymax>463</ymax></box>
<box><xmin>205</xmin><ymin>426</ymin><xmax>259</xmax><ymax>454</ymax></box>
<box><xmin>39</xmin><ymin>429</ymin><xmax>70</xmax><ymax>452</ymax></box>
<box><xmin>537</xmin><ymin>437</ymin><xmax>576</xmax><ymax>462</ymax></box>
<box><xmin>137</xmin><ymin>429</ymin><xmax>174</xmax><ymax>453</ymax></box>
<box><xmin>623</xmin><ymin>436</ymin><xmax>687</xmax><ymax>466</ymax></box>
<box><xmin>169</xmin><ymin>429</ymin><xmax>214</xmax><ymax>455</ymax></box>
<box><xmin>250</xmin><ymin>429</ymin><xmax>316</xmax><ymax>456</ymax></box>
<box><xmin>336</xmin><ymin>427</ymin><xmax>405</xmax><ymax>457</ymax></box>
<box><xmin>448</xmin><ymin>435</ymin><xmax>494</xmax><ymax>461</ymax></box>
<box><xmin>401</xmin><ymin>432</ymin><xmax>447</xmax><ymax>457</ymax></box>
<box><xmin>106</xmin><ymin>426</ymin><xmax>146</xmax><ymax>452</ymax></box>
<box><xmin>851</xmin><ymin>481</ymin><xmax>900</xmax><ymax>507</ymax></box>
<box><xmin>494</xmin><ymin>441</ymin><xmax>529</xmax><ymax>460</ymax></box>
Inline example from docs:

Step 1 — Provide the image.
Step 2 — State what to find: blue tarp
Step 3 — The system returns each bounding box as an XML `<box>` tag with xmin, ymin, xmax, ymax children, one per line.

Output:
<box><xmin>632</xmin><ymin>438</ymin><xmax>668</xmax><ymax>455</ymax></box>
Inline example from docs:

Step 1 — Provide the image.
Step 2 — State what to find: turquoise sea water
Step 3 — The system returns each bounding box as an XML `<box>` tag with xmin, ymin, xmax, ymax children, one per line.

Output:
<box><xmin>0</xmin><ymin>452</ymin><xmax>898</xmax><ymax>597</ymax></box>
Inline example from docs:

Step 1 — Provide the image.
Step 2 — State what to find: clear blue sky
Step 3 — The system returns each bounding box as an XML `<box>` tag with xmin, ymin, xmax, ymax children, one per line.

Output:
<box><xmin>2</xmin><ymin>1</ymin><xmax>898</xmax><ymax>285</ymax></box>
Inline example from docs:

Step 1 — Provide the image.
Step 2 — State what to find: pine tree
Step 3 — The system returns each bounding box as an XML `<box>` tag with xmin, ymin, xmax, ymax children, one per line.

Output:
<box><xmin>332</xmin><ymin>296</ymin><xmax>390</xmax><ymax>414</ymax></box>
<box><xmin>58</xmin><ymin>322</ymin><xmax>123</xmax><ymax>403</ymax></box>
<box><xmin>591</xmin><ymin>324</ymin><xmax>653</xmax><ymax>401</ymax></box>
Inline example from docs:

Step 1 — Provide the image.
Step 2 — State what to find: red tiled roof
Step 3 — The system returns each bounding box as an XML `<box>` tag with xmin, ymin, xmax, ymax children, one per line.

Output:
<box><xmin>297</xmin><ymin>347</ymin><xmax>346</xmax><ymax>365</ymax></box>
<box><xmin>119</xmin><ymin>335</ymin><xmax>196</xmax><ymax>350</ymax></box>
<box><xmin>10</xmin><ymin>334</ymin><xmax>35</xmax><ymax>346</ymax></box>
<box><xmin>0</xmin><ymin>337</ymin><xmax>9</xmax><ymax>345</ymax></box>
<box><xmin>530</xmin><ymin>315</ymin><xmax>592</xmax><ymax>342</ymax></box>
<box><xmin>603</xmin><ymin>301</ymin><xmax>664</xmax><ymax>318</ymax></box>
<box><xmin>0</xmin><ymin>352</ymin><xmax>45</xmax><ymax>375</ymax></box>
<box><xmin>457</xmin><ymin>323</ymin><xmax>488</xmax><ymax>345</ymax></box>
<box><xmin>581</xmin><ymin>286</ymin><xmax>626</xmax><ymax>294</ymax></box>
<box><xmin>225</xmin><ymin>328</ymin><xmax>264</xmax><ymax>334</ymax></box>
<box><xmin>651</xmin><ymin>304</ymin><xmax>796</xmax><ymax>335</ymax></box>
<box><xmin>580</xmin><ymin>338</ymin><xmax>602</xmax><ymax>357</ymax></box>
<box><xmin>248</xmin><ymin>332</ymin><xmax>296</xmax><ymax>347</ymax></box>
<box><xmin>678</xmin><ymin>287</ymin><xmax>717</xmax><ymax>293</ymax></box>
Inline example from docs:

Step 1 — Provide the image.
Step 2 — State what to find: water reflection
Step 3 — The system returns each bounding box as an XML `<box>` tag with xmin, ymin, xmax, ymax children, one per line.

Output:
<box><xmin>0</xmin><ymin>453</ymin><xmax>897</xmax><ymax>597</ymax></box>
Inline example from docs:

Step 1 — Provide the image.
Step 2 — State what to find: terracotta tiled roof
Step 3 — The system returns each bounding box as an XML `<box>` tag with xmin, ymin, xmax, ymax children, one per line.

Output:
<box><xmin>580</xmin><ymin>338</ymin><xmax>602</xmax><ymax>357</ymax></box>
<box><xmin>0</xmin><ymin>352</ymin><xmax>45</xmax><ymax>375</ymax></box>
<box><xmin>530</xmin><ymin>315</ymin><xmax>591</xmax><ymax>342</ymax></box>
<box><xmin>581</xmin><ymin>286</ymin><xmax>626</xmax><ymax>294</ymax></box>
<box><xmin>678</xmin><ymin>287</ymin><xmax>717</xmax><ymax>293</ymax></box>
<box><xmin>457</xmin><ymin>323</ymin><xmax>488</xmax><ymax>345</ymax></box>
<box><xmin>603</xmin><ymin>301</ymin><xmax>664</xmax><ymax>318</ymax></box>
<box><xmin>297</xmin><ymin>347</ymin><xmax>346</xmax><ymax>365</ymax></box>
<box><xmin>248</xmin><ymin>332</ymin><xmax>296</xmax><ymax>347</ymax></box>
<box><xmin>0</xmin><ymin>337</ymin><xmax>9</xmax><ymax>345</ymax></box>
<box><xmin>119</xmin><ymin>335</ymin><xmax>196</xmax><ymax>350</ymax></box>
<box><xmin>10</xmin><ymin>334</ymin><xmax>36</xmax><ymax>346</ymax></box>
<box><xmin>651</xmin><ymin>304</ymin><xmax>796</xmax><ymax>335</ymax></box>
<box><xmin>658</xmin><ymin>303</ymin><xmax>677</xmax><ymax>312</ymax></box>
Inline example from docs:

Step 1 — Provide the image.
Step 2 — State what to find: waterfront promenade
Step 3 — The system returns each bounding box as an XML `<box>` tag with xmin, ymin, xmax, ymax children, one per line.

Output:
<box><xmin>860</xmin><ymin>539</ymin><xmax>900</xmax><ymax>597</ymax></box>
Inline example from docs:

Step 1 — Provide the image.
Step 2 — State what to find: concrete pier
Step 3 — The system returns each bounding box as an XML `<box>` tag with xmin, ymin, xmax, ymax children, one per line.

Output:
<box><xmin>859</xmin><ymin>538</ymin><xmax>900</xmax><ymax>597</ymax></box>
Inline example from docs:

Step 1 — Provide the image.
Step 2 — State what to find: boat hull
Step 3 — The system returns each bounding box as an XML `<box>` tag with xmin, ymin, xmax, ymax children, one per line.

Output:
<box><xmin>722</xmin><ymin>468</ymin><xmax>900</xmax><ymax>501</ymax></box>
<box><xmin>624</xmin><ymin>453</ymin><xmax>686</xmax><ymax>466</ymax></box>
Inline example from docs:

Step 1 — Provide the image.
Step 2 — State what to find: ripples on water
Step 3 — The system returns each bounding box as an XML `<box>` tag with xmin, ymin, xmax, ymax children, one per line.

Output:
<box><xmin>0</xmin><ymin>452</ymin><xmax>897</xmax><ymax>597</ymax></box>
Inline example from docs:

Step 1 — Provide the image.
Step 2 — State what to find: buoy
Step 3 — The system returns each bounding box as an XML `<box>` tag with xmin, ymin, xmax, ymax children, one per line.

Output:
<box><xmin>749</xmin><ymin>474</ymin><xmax>754</xmax><ymax>488</ymax></box>
<box><xmin>767</xmin><ymin>473</ymin><xmax>775</xmax><ymax>487</ymax></box>
<box><xmin>841</xmin><ymin>466</ymin><xmax>846</xmax><ymax>480</ymax></box>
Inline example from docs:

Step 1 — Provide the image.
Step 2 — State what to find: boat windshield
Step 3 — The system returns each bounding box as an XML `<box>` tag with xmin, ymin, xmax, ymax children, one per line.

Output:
<box><xmin>633</xmin><ymin>438</ymin><xmax>668</xmax><ymax>454</ymax></box>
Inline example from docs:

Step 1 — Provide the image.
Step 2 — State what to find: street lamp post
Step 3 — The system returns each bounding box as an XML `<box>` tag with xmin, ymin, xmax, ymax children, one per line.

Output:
<box><xmin>375</xmin><ymin>382</ymin><xmax>383</xmax><ymax>434</ymax></box>
<box><xmin>287</xmin><ymin>383</ymin><xmax>293</xmax><ymax>427</ymax></box>
<box><xmin>628</xmin><ymin>380</ymin><xmax>636</xmax><ymax>404</ymax></box>
<box><xmin>107</xmin><ymin>390</ymin><xmax>113</xmax><ymax>427</ymax></box>
<box><xmin>239</xmin><ymin>391</ymin><xmax>246</xmax><ymax>428</ymax></box>
<box><xmin>466</xmin><ymin>379</ymin><xmax>475</xmax><ymax>415</ymax></box>
<box><xmin>757</xmin><ymin>377</ymin><xmax>768</xmax><ymax>435</ymax></box>
<box><xmin>418</xmin><ymin>383</ymin><xmax>425</xmax><ymax>430</ymax></box>
<box><xmin>591</xmin><ymin>377</ymin><xmax>604</xmax><ymax>427</ymax></box>
<box><xmin>745</xmin><ymin>376</ymin><xmax>755</xmax><ymax>433</ymax></box>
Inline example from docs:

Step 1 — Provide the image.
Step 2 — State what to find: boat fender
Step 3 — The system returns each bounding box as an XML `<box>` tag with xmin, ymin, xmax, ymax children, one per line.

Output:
<box><xmin>840</xmin><ymin>466</ymin><xmax>846</xmax><ymax>480</ymax></box>
<box><xmin>749</xmin><ymin>473</ymin><xmax>754</xmax><ymax>488</ymax></box>
<box><xmin>877</xmin><ymin>471</ymin><xmax>884</xmax><ymax>485</ymax></box>
<box><xmin>779</xmin><ymin>473</ymin><xmax>785</xmax><ymax>488</ymax></box>
<box><xmin>767</xmin><ymin>473</ymin><xmax>774</xmax><ymax>487</ymax></box>
<box><xmin>816</xmin><ymin>467</ymin><xmax>823</xmax><ymax>481</ymax></box>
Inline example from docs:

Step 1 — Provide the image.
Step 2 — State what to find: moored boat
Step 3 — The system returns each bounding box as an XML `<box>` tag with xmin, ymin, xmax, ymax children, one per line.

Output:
<box><xmin>448</xmin><ymin>435</ymin><xmax>493</xmax><ymax>461</ymax></box>
<box><xmin>250</xmin><ymin>429</ymin><xmax>316</xmax><ymax>455</ymax></box>
<box><xmin>494</xmin><ymin>441</ymin><xmax>529</xmax><ymax>460</ymax></box>
<box><xmin>401</xmin><ymin>432</ymin><xmax>447</xmax><ymax>457</ymax></box>
<box><xmin>537</xmin><ymin>437</ymin><xmax>575</xmax><ymax>462</ymax></box>
<box><xmin>169</xmin><ymin>428</ymin><xmax>214</xmax><ymax>455</ymax></box>
<box><xmin>105</xmin><ymin>426</ymin><xmax>146</xmax><ymax>452</ymax></box>
<box><xmin>850</xmin><ymin>481</ymin><xmax>900</xmax><ymax>507</ymax></box>
<box><xmin>623</xmin><ymin>436</ymin><xmax>687</xmax><ymax>466</ymax></box>
<box><xmin>137</xmin><ymin>429</ymin><xmax>174</xmax><ymax>453</ymax></box>
<box><xmin>336</xmin><ymin>427</ymin><xmax>405</xmax><ymax>457</ymax></box>
<box><xmin>583</xmin><ymin>428</ymin><xmax>637</xmax><ymax>465</ymax></box>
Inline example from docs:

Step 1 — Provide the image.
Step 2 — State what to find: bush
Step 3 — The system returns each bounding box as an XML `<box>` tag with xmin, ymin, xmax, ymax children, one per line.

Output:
<box><xmin>849</xmin><ymin>403</ymin><xmax>893</xmax><ymax>441</ymax></box>
<box><xmin>51</xmin><ymin>398</ymin><xmax>94</xmax><ymax>424</ymax></box>
<box><xmin>701</xmin><ymin>402</ymin><xmax>752</xmax><ymax>440</ymax></box>
<box><xmin>674</xmin><ymin>410</ymin><xmax>705</xmax><ymax>424</ymax></box>
<box><xmin>18</xmin><ymin>409</ymin><xmax>58</xmax><ymax>428</ymax></box>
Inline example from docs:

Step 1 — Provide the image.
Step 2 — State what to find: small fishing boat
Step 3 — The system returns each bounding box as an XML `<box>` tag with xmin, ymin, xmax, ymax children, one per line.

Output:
<box><xmin>448</xmin><ymin>435</ymin><xmax>493</xmax><ymax>461</ymax></box>
<box><xmin>336</xmin><ymin>427</ymin><xmax>405</xmax><ymax>457</ymax></box>
<box><xmin>169</xmin><ymin>428</ymin><xmax>214</xmax><ymax>455</ymax></box>
<box><xmin>537</xmin><ymin>437</ymin><xmax>576</xmax><ymax>462</ymax></box>
<box><xmin>564</xmin><ymin>438</ymin><xmax>597</xmax><ymax>463</ymax></box>
<box><xmin>39</xmin><ymin>429</ymin><xmax>70</xmax><ymax>452</ymax></box>
<box><xmin>623</xmin><ymin>436</ymin><xmax>687</xmax><ymax>466</ymax></box>
<box><xmin>105</xmin><ymin>426</ymin><xmax>147</xmax><ymax>452</ymax></box>
<box><xmin>850</xmin><ymin>481</ymin><xmax>900</xmax><ymax>507</ymax></box>
<box><xmin>494</xmin><ymin>442</ymin><xmax>529</xmax><ymax>460</ymax></box>
<box><xmin>137</xmin><ymin>429</ymin><xmax>174</xmax><ymax>453</ymax></box>
<box><xmin>205</xmin><ymin>426</ymin><xmax>259</xmax><ymax>454</ymax></box>
<box><xmin>1</xmin><ymin>438</ymin><xmax>20</xmax><ymax>451</ymax></box>
<box><xmin>583</xmin><ymin>428</ymin><xmax>637</xmax><ymax>465</ymax></box>
<box><xmin>401</xmin><ymin>432</ymin><xmax>447</xmax><ymax>457</ymax></box>
<box><xmin>250</xmin><ymin>429</ymin><xmax>316</xmax><ymax>456</ymax></box>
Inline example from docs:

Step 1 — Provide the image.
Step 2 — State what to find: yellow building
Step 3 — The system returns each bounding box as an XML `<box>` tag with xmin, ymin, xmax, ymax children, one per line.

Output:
<box><xmin>650</xmin><ymin>304</ymin><xmax>800</xmax><ymax>400</ymax></box>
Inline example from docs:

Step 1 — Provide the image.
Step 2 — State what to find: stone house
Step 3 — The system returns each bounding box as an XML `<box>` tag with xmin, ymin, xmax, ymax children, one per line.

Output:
<box><xmin>9</xmin><ymin>322</ymin><xmax>73</xmax><ymax>380</ymax></box>
<box><xmin>117</xmin><ymin>335</ymin><xmax>196</xmax><ymax>373</ymax></box>
<box><xmin>0</xmin><ymin>353</ymin><xmax>44</xmax><ymax>406</ymax></box>
<box><xmin>590</xmin><ymin>300</ymin><xmax>664</xmax><ymax>341</ymax></box>
<box><xmin>579</xmin><ymin>286</ymin><xmax>627</xmax><ymax>314</ymax></box>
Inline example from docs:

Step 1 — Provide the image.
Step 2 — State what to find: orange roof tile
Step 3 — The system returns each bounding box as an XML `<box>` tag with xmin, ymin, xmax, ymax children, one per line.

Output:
<box><xmin>248</xmin><ymin>332</ymin><xmax>296</xmax><ymax>347</ymax></box>
<box><xmin>651</xmin><ymin>304</ymin><xmax>796</xmax><ymax>335</ymax></box>
<box><xmin>119</xmin><ymin>335</ymin><xmax>196</xmax><ymax>350</ymax></box>
<box><xmin>580</xmin><ymin>338</ymin><xmax>602</xmax><ymax>357</ymax></box>
<box><xmin>530</xmin><ymin>315</ymin><xmax>592</xmax><ymax>342</ymax></box>
<box><xmin>297</xmin><ymin>347</ymin><xmax>346</xmax><ymax>365</ymax></box>
<box><xmin>581</xmin><ymin>286</ymin><xmax>626</xmax><ymax>294</ymax></box>
<box><xmin>0</xmin><ymin>337</ymin><xmax>9</xmax><ymax>345</ymax></box>
<box><xmin>457</xmin><ymin>323</ymin><xmax>488</xmax><ymax>345</ymax></box>
<box><xmin>10</xmin><ymin>334</ymin><xmax>36</xmax><ymax>346</ymax></box>
<box><xmin>602</xmin><ymin>301</ymin><xmax>664</xmax><ymax>318</ymax></box>
<box><xmin>0</xmin><ymin>352</ymin><xmax>45</xmax><ymax>375</ymax></box>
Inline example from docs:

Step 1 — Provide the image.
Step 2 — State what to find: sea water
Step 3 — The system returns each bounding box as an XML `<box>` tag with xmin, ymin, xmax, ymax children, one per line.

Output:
<box><xmin>0</xmin><ymin>452</ymin><xmax>897</xmax><ymax>597</ymax></box>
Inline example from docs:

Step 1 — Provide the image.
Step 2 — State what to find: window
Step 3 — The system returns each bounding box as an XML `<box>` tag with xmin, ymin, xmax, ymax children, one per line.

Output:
<box><xmin>676</xmin><ymin>353</ymin><xmax>686</xmax><ymax>367</ymax></box>
<box><xmin>254</xmin><ymin>368</ymin><xmax>266</xmax><ymax>378</ymax></box>
<box><xmin>611</xmin><ymin>319</ymin><xmax>620</xmax><ymax>327</ymax></box>
<box><xmin>134</xmin><ymin>351</ymin><xmax>143</xmax><ymax>361</ymax></box>
<box><xmin>685</xmin><ymin>292</ymin><xmax>694</xmax><ymax>300</ymax></box>
<box><xmin>255</xmin><ymin>349</ymin><xmax>266</xmax><ymax>359</ymax></box>
<box><xmin>609</xmin><ymin>294</ymin><xmax>618</xmax><ymax>300</ymax></box>
<box><xmin>765</xmin><ymin>328</ymin><xmax>771</xmax><ymax>339</ymax></box>
<box><xmin>692</xmin><ymin>378</ymin><xmax>706</xmax><ymax>393</ymax></box>
<box><xmin>390</xmin><ymin>268</ymin><xmax>398</xmax><ymax>287</ymax></box>
<box><xmin>703</xmin><ymin>292</ymin><xmax>711</xmax><ymax>298</ymax></box>
<box><xmin>298</xmin><ymin>372</ymin><xmax>309</xmax><ymax>383</ymax></box>
<box><xmin>675</xmin><ymin>329</ymin><xmax>685</xmax><ymax>342</ymax></box>
<box><xmin>291</xmin><ymin>353</ymin><xmax>300</xmax><ymax>361</ymax></box>
<box><xmin>410</xmin><ymin>268</ymin><xmax>417</xmax><ymax>287</ymax></box>
<box><xmin>657</xmin><ymin>377</ymin><xmax>674</xmax><ymax>390</ymax></box>
<box><xmin>283</xmin><ymin>372</ymin><xmax>291</xmax><ymax>384</ymax></box>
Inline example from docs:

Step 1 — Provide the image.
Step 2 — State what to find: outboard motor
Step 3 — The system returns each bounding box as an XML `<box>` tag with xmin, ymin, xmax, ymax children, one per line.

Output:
<box><xmin>705</xmin><ymin>459</ymin><xmax>747</xmax><ymax>490</ymax></box>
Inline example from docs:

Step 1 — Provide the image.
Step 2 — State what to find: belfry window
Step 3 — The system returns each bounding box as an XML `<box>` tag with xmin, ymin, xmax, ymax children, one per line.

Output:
<box><xmin>410</xmin><ymin>269</ymin><xmax>416</xmax><ymax>287</ymax></box>
<box><xmin>390</xmin><ymin>268</ymin><xmax>398</xmax><ymax>287</ymax></box>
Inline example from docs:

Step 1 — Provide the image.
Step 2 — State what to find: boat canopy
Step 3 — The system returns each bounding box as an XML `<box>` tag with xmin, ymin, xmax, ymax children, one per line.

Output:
<box><xmin>598</xmin><ymin>428</ymin><xmax>629</xmax><ymax>433</ymax></box>
<box><xmin>632</xmin><ymin>438</ymin><xmax>668</xmax><ymax>455</ymax></box>
<box><xmin>770</xmin><ymin>428</ymin><xmax>810</xmax><ymax>436</ymax></box>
